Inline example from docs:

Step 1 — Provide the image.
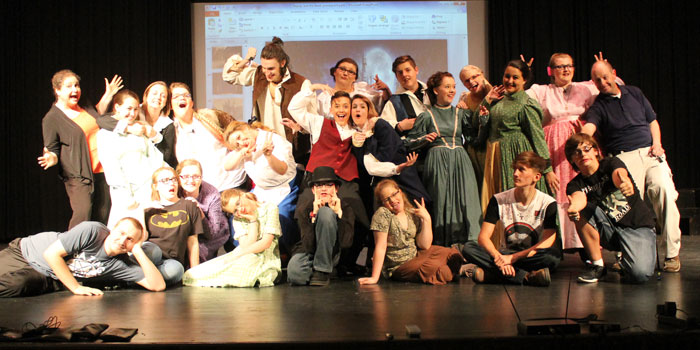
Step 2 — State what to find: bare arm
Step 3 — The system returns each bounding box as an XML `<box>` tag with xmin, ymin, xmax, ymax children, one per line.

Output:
<box><xmin>187</xmin><ymin>235</ymin><xmax>199</xmax><ymax>268</ymax></box>
<box><xmin>230</xmin><ymin>221</ymin><xmax>275</xmax><ymax>259</ymax></box>
<box><xmin>412</xmin><ymin>198</ymin><xmax>432</xmax><ymax>250</ymax></box>
<box><xmin>581</xmin><ymin>123</ymin><xmax>597</xmax><ymax>136</ymax></box>
<box><xmin>509</xmin><ymin>228</ymin><xmax>557</xmax><ymax>262</ymax></box>
<box><xmin>358</xmin><ymin>230</ymin><xmax>387</xmax><ymax>285</ymax></box>
<box><xmin>43</xmin><ymin>241</ymin><xmax>103</xmax><ymax>296</ymax></box>
<box><xmin>223</xmin><ymin>148</ymin><xmax>248</xmax><ymax>171</ymax></box>
<box><xmin>131</xmin><ymin>243</ymin><xmax>166</xmax><ymax>291</ymax></box>
<box><xmin>260</xmin><ymin>133</ymin><xmax>288</xmax><ymax>175</ymax></box>
<box><xmin>476</xmin><ymin>221</ymin><xmax>500</xmax><ymax>261</ymax></box>
<box><xmin>96</xmin><ymin>75</ymin><xmax>123</xmax><ymax>115</ymax></box>
<box><xmin>649</xmin><ymin>120</ymin><xmax>665</xmax><ymax>156</ymax></box>
<box><xmin>567</xmin><ymin>192</ymin><xmax>588</xmax><ymax>222</ymax></box>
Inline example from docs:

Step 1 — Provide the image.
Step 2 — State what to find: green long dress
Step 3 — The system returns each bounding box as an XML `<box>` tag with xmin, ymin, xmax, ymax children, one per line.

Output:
<box><xmin>481</xmin><ymin>90</ymin><xmax>552</xmax><ymax>212</ymax></box>
<box><xmin>406</xmin><ymin>105</ymin><xmax>483</xmax><ymax>246</ymax></box>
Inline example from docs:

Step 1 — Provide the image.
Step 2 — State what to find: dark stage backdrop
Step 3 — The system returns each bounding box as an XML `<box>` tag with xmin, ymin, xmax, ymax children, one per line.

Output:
<box><xmin>0</xmin><ymin>0</ymin><xmax>192</xmax><ymax>240</ymax></box>
<box><xmin>1</xmin><ymin>0</ymin><xmax>698</xmax><ymax>240</ymax></box>
<box><xmin>488</xmin><ymin>0</ymin><xmax>700</xmax><ymax>191</ymax></box>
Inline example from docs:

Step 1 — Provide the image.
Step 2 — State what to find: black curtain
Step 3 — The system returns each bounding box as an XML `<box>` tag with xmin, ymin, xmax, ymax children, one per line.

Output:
<box><xmin>489</xmin><ymin>0</ymin><xmax>700</xmax><ymax>190</ymax></box>
<box><xmin>0</xmin><ymin>0</ymin><xmax>192</xmax><ymax>240</ymax></box>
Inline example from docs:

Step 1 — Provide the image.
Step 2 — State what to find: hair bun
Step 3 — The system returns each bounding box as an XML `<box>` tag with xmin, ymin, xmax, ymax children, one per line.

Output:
<box><xmin>271</xmin><ymin>36</ymin><xmax>284</xmax><ymax>46</ymax></box>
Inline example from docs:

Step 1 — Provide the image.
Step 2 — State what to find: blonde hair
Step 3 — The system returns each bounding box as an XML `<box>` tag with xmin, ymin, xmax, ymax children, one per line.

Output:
<box><xmin>150</xmin><ymin>167</ymin><xmax>179</xmax><ymax>201</ymax></box>
<box><xmin>220</xmin><ymin>188</ymin><xmax>258</xmax><ymax>214</ymax></box>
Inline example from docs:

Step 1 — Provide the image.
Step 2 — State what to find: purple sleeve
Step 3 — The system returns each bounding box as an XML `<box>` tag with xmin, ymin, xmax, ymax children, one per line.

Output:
<box><xmin>199</xmin><ymin>184</ymin><xmax>230</xmax><ymax>242</ymax></box>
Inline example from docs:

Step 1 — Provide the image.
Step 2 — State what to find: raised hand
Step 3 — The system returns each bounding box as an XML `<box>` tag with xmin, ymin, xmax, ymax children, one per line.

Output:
<box><xmin>311</xmin><ymin>83</ymin><xmax>336</xmax><ymax>95</ymax></box>
<box><xmin>486</xmin><ymin>85</ymin><xmax>505</xmax><ymax>103</ymax></box>
<box><xmin>261</xmin><ymin>132</ymin><xmax>275</xmax><ymax>157</ymax></box>
<box><xmin>396</xmin><ymin>152</ymin><xmax>418</xmax><ymax>174</ymax></box>
<box><xmin>411</xmin><ymin>197</ymin><xmax>431</xmax><ymax>221</ymax></box>
<box><xmin>594</xmin><ymin>51</ymin><xmax>606</xmax><ymax>62</ymax></box>
<box><xmin>618</xmin><ymin>174</ymin><xmax>635</xmax><ymax>197</ymax></box>
<box><xmin>281</xmin><ymin>118</ymin><xmax>302</xmax><ymax>133</ymax></box>
<box><xmin>104</xmin><ymin>75</ymin><xmax>124</xmax><ymax>99</ymax></box>
<box><xmin>371</xmin><ymin>74</ymin><xmax>392</xmax><ymax>99</ymax></box>
<box><xmin>520</xmin><ymin>54</ymin><xmax>534</xmax><ymax>68</ymax></box>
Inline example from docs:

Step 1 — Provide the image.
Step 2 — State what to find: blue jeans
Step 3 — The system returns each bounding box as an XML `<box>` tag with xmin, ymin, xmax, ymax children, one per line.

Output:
<box><xmin>141</xmin><ymin>242</ymin><xmax>184</xmax><ymax>285</ymax></box>
<box><xmin>588</xmin><ymin>207</ymin><xmax>656</xmax><ymax>283</ymax></box>
<box><xmin>287</xmin><ymin>207</ymin><xmax>338</xmax><ymax>285</ymax></box>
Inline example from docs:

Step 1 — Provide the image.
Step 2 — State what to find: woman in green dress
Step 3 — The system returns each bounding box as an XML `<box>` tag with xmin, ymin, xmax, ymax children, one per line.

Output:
<box><xmin>480</xmin><ymin>60</ymin><xmax>558</xmax><ymax>246</ymax></box>
<box><xmin>406</xmin><ymin>72</ymin><xmax>488</xmax><ymax>246</ymax></box>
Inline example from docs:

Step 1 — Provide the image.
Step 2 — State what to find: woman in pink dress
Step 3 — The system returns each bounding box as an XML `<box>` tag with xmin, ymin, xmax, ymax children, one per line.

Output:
<box><xmin>525</xmin><ymin>53</ymin><xmax>616</xmax><ymax>250</ymax></box>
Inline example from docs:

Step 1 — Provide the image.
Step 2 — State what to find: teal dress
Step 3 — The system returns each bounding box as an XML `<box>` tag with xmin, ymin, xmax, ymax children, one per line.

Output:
<box><xmin>481</xmin><ymin>90</ymin><xmax>553</xmax><ymax>212</ymax></box>
<box><xmin>406</xmin><ymin>105</ymin><xmax>484</xmax><ymax>246</ymax></box>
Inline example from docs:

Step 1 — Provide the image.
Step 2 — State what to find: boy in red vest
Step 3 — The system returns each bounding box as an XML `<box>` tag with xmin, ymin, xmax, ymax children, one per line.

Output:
<box><xmin>286</xmin><ymin>87</ymin><xmax>370</xmax><ymax>278</ymax></box>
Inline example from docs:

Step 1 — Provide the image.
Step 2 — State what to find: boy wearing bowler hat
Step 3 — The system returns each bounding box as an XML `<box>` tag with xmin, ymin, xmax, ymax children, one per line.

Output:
<box><xmin>287</xmin><ymin>166</ymin><xmax>356</xmax><ymax>286</ymax></box>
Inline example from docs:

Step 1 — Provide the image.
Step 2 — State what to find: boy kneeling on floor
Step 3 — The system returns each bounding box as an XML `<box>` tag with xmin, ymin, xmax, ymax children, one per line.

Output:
<box><xmin>565</xmin><ymin>133</ymin><xmax>656</xmax><ymax>283</ymax></box>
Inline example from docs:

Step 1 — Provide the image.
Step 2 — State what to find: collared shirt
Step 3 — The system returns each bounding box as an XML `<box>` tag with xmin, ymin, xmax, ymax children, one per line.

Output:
<box><xmin>585</xmin><ymin>85</ymin><xmax>656</xmax><ymax>154</ymax></box>
<box><xmin>379</xmin><ymin>80</ymin><xmax>431</xmax><ymax>128</ymax></box>
<box><xmin>526</xmin><ymin>81</ymin><xmax>599</xmax><ymax>126</ymax></box>
<box><xmin>222</xmin><ymin>54</ymin><xmax>312</xmax><ymax>136</ymax></box>
<box><xmin>174</xmin><ymin>116</ymin><xmax>246</xmax><ymax>191</ymax></box>
<box><xmin>288</xmin><ymin>85</ymin><xmax>355</xmax><ymax>143</ymax></box>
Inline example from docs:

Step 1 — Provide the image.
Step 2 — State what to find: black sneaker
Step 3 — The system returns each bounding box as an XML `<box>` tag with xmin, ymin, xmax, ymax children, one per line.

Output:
<box><xmin>309</xmin><ymin>270</ymin><xmax>330</xmax><ymax>286</ymax></box>
<box><xmin>578</xmin><ymin>264</ymin><xmax>607</xmax><ymax>283</ymax></box>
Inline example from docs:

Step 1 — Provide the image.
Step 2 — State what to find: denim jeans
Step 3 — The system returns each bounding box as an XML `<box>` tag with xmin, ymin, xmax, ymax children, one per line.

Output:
<box><xmin>287</xmin><ymin>207</ymin><xmax>338</xmax><ymax>285</ymax></box>
<box><xmin>141</xmin><ymin>242</ymin><xmax>185</xmax><ymax>285</ymax></box>
<box><xmin>588</xmin><ymin>207</ymin><xmax>656</xmax><ymax>283</ymax></box>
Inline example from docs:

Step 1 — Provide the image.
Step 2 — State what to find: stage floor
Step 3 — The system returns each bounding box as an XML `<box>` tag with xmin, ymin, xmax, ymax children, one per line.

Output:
<box><xmin>1</xmin><ymin>237</ymin><xmax>699</xmax><ymax>348</ymax></box>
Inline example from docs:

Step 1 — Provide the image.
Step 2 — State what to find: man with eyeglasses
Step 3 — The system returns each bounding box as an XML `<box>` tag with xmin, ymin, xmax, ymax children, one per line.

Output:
<box><xmin>582</xmin><ymin>60</ymin><xmax>682</xmax><ymax>273</ymax></box>
<box><xmin>287</xmin><ymin>166</ymin><xmax>355</xmax><ymax>286</ymax></box>
<box><xmin>565</xmin><ymin>133</ymin><xmax>656</xmax><ymax>283</ymax></box>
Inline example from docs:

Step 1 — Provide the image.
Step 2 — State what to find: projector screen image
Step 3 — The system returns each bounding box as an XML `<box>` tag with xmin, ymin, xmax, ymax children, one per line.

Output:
<box><xmin>193</xmin><ymin>1</ymin><xmax>469</xmax><ymax>121</ymax></box>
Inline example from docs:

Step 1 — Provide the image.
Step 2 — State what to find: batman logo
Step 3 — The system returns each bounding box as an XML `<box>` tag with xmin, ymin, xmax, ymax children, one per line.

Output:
<box><xmin>150</xmin><ymin>210</ymin><xmax>191</xmax><ymax>229</ymax></box>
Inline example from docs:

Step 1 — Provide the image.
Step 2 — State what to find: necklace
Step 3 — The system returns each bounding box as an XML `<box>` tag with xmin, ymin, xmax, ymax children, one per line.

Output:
<box><xmin>515</xmin><ymin>190</ymin><xmax>537</xmax><ymax>221</ymax></box>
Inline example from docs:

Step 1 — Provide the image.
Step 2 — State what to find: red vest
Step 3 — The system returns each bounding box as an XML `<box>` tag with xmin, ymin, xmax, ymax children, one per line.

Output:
<box><xmin>306</xmin><ymin>119</ymin><xmax>358</xmax><ymax>182</ymax></box>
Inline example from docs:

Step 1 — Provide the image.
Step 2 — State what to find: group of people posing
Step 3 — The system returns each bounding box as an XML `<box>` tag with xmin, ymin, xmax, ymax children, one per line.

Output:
<box><xmin>0</xmin><ymin>37</ymin><xmax>683</xmax><ymax>297</ymax></box>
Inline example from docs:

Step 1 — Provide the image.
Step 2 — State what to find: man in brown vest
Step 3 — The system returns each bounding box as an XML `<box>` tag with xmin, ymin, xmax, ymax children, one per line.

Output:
<box><xmin>223</xmin><ymin>37</ymin><xmax>313</xmax><ymax>163</ymax></box>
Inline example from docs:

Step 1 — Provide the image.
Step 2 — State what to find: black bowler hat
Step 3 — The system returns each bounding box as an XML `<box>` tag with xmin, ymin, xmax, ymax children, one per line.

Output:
<box><xmin>308</xmin><ymin>166</ymin><xmax>341</xmax><ymax>187</ymax></box>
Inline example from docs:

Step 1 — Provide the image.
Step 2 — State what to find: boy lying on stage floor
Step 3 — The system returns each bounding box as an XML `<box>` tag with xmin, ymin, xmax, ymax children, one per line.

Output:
<box><xmin>0</xmin><ymin>218</ymin><xmax>165</xmax><ymax>297</ymax></box>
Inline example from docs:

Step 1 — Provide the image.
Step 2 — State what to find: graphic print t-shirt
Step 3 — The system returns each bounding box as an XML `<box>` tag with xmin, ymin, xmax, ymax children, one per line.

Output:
<box><xmin>20</xmin><ymin>221</ymin><xmax>144</xmax><ymax>282</ymax></box>
<box><xmin>484</xmin><ymin>189</ymin><xmax>557</xmax><ymax>250</ymax></box>
<box><xmin>566</xmin><ymin>157</ymin><xmax>655</xmax><ymax>229</ymax></box>
<box><xmin>145</xmin><ymin>198</ymin><xmax>204</xmax><ymax>266</ymax></box>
